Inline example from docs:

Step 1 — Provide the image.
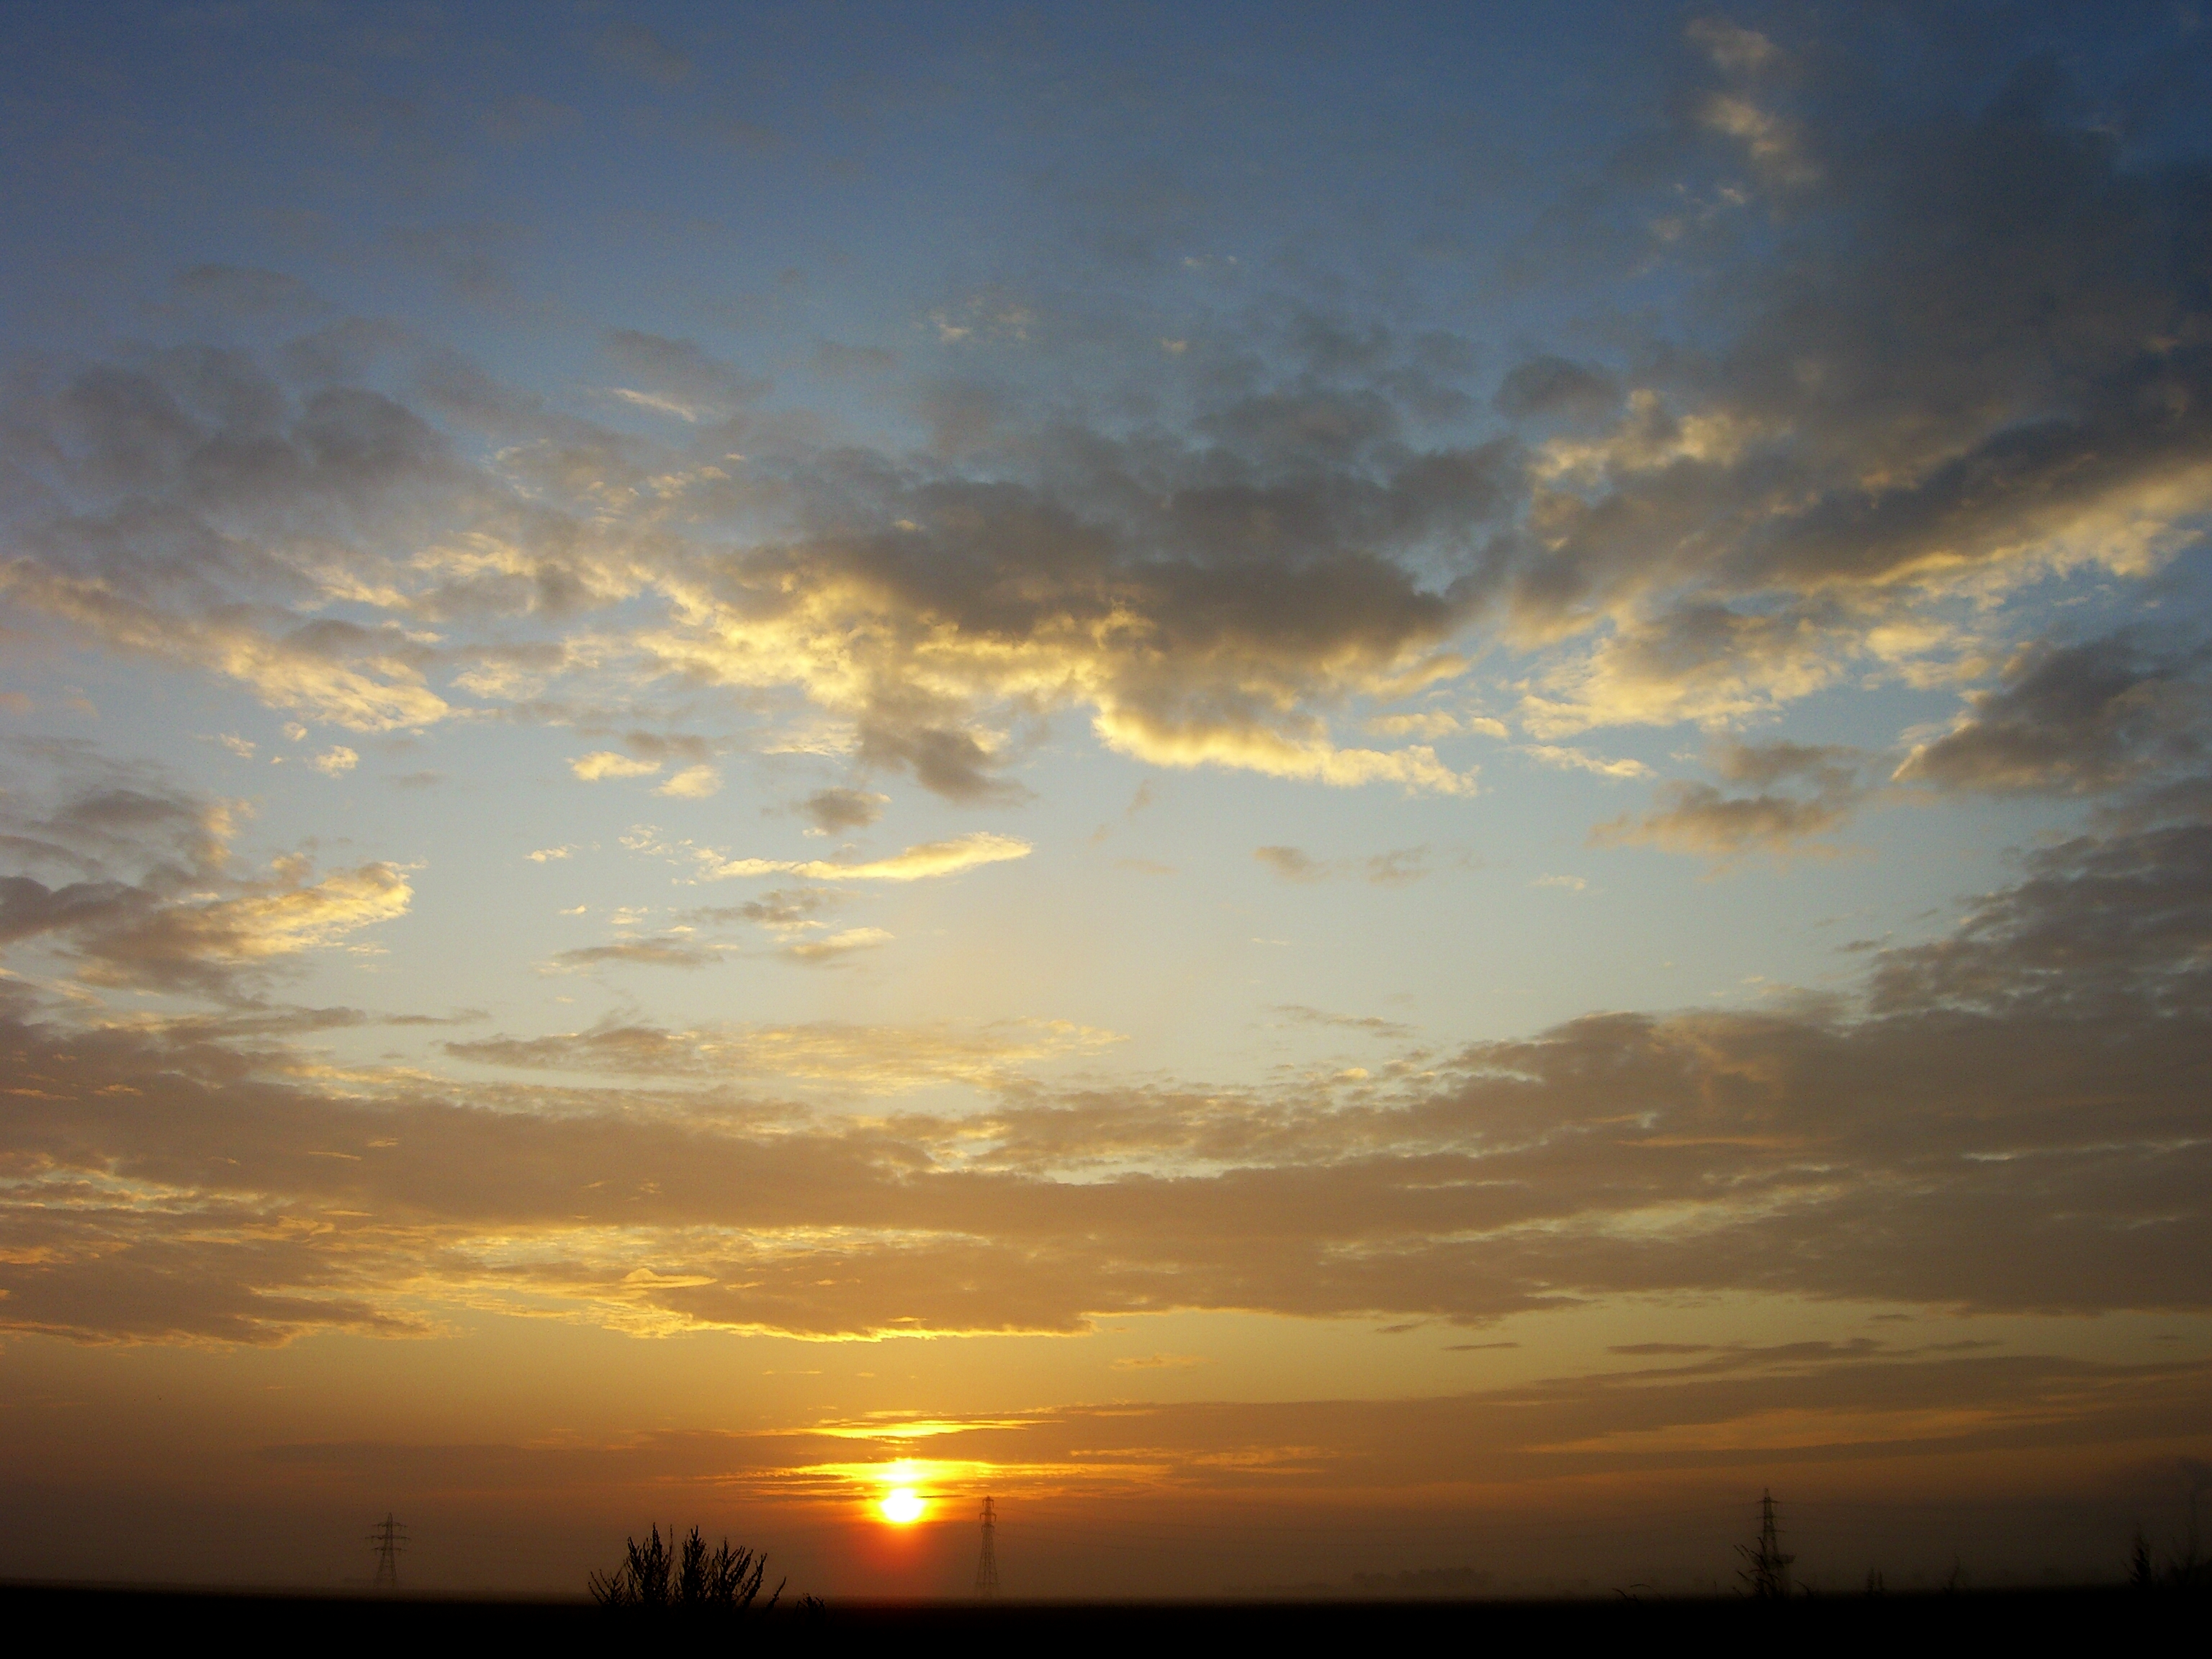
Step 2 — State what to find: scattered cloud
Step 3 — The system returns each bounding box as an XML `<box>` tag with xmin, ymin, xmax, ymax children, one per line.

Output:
<box><xmin>1254</xmin><ymin>845</ymin><xmax>1325</xmax><ymax>882</ymax></box>
<box><xmin>799</xmin><ymin>788</ymin><xmax>887</xmax><ymax>835</ymax></box>
<box><xmin>1895</xmin><ymin>635</ymin><xmax>2208</xmax><ymax>797</ymax></box>
<box><xmin>572</xmin><ymin>752</ymin><xmax>662</xmax><ymax>781</ymax></box>
<box><xmin>1273</xmin><ymin>1004</ymin><xmax>1414</xmax><ymax>1038</ymax></box>
<box><xmin>698</xmin><ymin>832</ymin><xmax>1031</xmax><ymax>884</ymax></box>
<box><xmin>547</xmin><ymin>938</ymin><xmax>724</xmax><ymax>971</ymax></box>
<box><xmin>3</xmin><ymin>805</ymin><xmax>2208</xmax><ymax>1341</ymax></box>
<box><xmin>783</xmin><ymin>926</ymin><xmax>893</xmax><ymax>963</ymax></box>
<box><xmin>1521</xmin><ymin>745</ymin><xmax>1651</xmax><ymax>779</ymax></box>
<box><xmin>1593</xmin><ymin>742</ymin><xmax>1870</xmax><ymax>863</ymax></box>
<box><xmin>1256</xmin><ymin>845</ymin><xmax>1431</xmax><ymax>885</ymax></box>
<box><xmin>656</xmin><ymin>764</ymin><xmax>721</xmax><ymax>799</ymax></box>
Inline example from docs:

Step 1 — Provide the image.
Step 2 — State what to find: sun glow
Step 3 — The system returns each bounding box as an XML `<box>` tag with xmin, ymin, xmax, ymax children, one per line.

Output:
<box><xmin>878</xmin><ymin>1488</ymin><xmax>926</xmax><ymax>1524</ymax></box>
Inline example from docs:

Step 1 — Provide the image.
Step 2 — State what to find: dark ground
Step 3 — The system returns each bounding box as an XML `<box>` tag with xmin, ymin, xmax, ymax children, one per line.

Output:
<box><xmin>0</xmin><ymin>1583</ymin><xmax>2198</xmax><ymax>1650</ymax></box>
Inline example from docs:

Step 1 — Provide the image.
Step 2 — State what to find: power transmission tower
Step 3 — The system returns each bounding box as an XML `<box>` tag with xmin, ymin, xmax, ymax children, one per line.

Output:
<box><xmin>367</xmin><ymin>1511</ymin><xmax>410</xmax><ymax>1591</ymax></box>
<box><xmin>974</xmin><ymin>1496</ymin><xmax>999</xmax><ymax>1599</ymax></box>
<box><xmin>1736</xmin><ymin>1489</ymin><xmax>1794</xmax><ymax>1597</ymax></box>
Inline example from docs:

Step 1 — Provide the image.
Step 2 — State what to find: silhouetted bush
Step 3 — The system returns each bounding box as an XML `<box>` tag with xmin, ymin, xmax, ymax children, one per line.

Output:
<box><xmin>588</xmin><ymin>1524</ymin><xmax>784</xmax><ymax>1612</ymax></box>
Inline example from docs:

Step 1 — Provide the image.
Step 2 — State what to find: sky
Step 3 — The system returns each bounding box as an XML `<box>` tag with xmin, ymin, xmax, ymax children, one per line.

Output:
<box><xmin>3</xmin><ymin>0</ymin><xmax>2211</xmax><ymax>1601</ymax></box>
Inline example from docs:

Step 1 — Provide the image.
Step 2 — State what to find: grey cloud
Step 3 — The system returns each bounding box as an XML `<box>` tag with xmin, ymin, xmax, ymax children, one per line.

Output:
<box><xmin>602</xmin><ymin>329</ymin><xmax>768</xmax><ymax>418</ymax></box>
<box><xmin>619</xmin><ymin>729</ymin><xmax>714</xmax><ymax>764</ymax></box>
<box><xmin>1</xmin><ymin>803</ymin><xmax>2205</xmax><ymax>1342</ymax></box>
<box><xmin>0</xmin><ymin>860</ymin><xmax>410</xmax><ymax>995</ymax></box>
<box><xmin>1593</xmin><ymin>741</ymin><xmax>1869</xmax><ymax>860</ymax></box>
<box><xmin>1897</xmin><ymin>635</ymin><xmax>2208</xmax><ymax>796</ymax></box>
<box><xmin>1494</xmin><ymin>355</ymin><xmax>1622</xmax><ymax>423</ymax></box>
<box><xmin>1255</xmin><ymin>845</ymin><xmax>1431</xmax><ymax>884</ymax></box>
<box><xmin>11</xmin><ymin>24</ymin><xmax>2206</xmax><ymax>792</ymax></box>
<box><xmin>1273</xmin><ymin>1004</ymin><xmax>1414</xmax><ymax>1038</ymax></box>
<box><xmin>1254</xmin><ymin>845</ymin><xmax>1324</xmax><ymax>881</ymax></box>
<box><xmin>678</xmin><ymin>887</ymin><xmax>842</xmax><ymax>931</ymax></box>
<box><xmin>1500</xmin><ymin>54</ymin><xmax>2212</xmax><ymax>734</ymax></box>
<box><xmin>547</xmin><ymin>938</ymin><xmax>724</xmax><ymax>971</ymax></box>
<box><xmin>385</xmin><ymin>222</ymin><xmax>528</xmax><ymax>302</ymax></box>
<box><xmin>1869</xmin><ymin>817</ymin><xmax>2212</xmax><ymax>1018</ymax></box>
<box><xmin>798</xmin><ymin>787</ymin><xmax>886</xmax><ymax>835</ymax></box>
<box><xmin>855</xmin><ymin>718</ymin><xmax>1028</xmax><ymax>804</ymax></box>
<box><xmin>170</xmin><ymin>264</ymin><xmax>329</xmax><ymax>321</ymax></box>
<box><xmin>1364</xmin><ymin>847</ymin><xmax>1430</xmax><ymax>886</ymax></box>
<box><xmin>5</xmin><ymin>327</ymin><xmax>1502</xmax><ymax>799</ymax></box>
<box><xmin>0</xmin><ymin>766</ymin><xmax>408</xmax><ymax>995</ymax></box>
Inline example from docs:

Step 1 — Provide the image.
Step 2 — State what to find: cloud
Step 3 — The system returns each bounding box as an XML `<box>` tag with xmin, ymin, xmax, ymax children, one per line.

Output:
<box><xmin>2</xmin><ymin>562</ymin><xmax>453</xmax><ymax>733</ymax></box>
<box><xmin>1254</xmin><ymin>845</ymin><xmax>1324</xmax><ymax>882</ymax></box>
<box><xmin>547</xmin><ymin>938</ymin><xmax>724</xmax><ymax>971</ymax></box>
<box><xmin>1686</xmin><ymin>16</ymin><xmax>1781</xmax><ymax>75</ymax></box>
<box><xmin>799</xmin><ymin>787</ymin><xmax>887</xmax><ymax>835</ymax></box>
<box><xmin>1593</xmin><ymin>742</ymin><xmax>1870</xmax><ymax>862</ymax></box>
<box><xmin>1490</xmin><ymin>59</ymin><xmax>2212</xmax><ymax>737</ymax></box>
<box><xmin>0</xmin><ymin>765</ymin><xmax>410</xmax><ymax>995</ymax></box>
<box><xmin>0</xmin><ymin>320</ymin><xmax>1497</xmax><ymax>804</ymax></box>
<box><xmin>0</xmin><ymin>795</ymin><xmax>2204</xmax><ymax>1344</ymax></box>
<box><xmin>1895</xmin><ymin>634</ymin><xmax>2208</xmax><ymax>796</ymax></box>
<box><xmin>1867</xmin><ymin>817</ymin><xmax>2212</xmax><ymax>1018</ymax></box>
<box><xmin>1273</xmin><ymin>1004</ymin><xmax>1414</xmax><ymax>1039</ymax></box>
<box><xmin>1521</xmin><ymin>745</ymin><xmax>1651</xmax><ymax>779</ymax></box>
<box><xmin>572</xmin><ymin>752</ymin><xmax>661</xmax><ymax>781</ymax></box>
<box><xmin>1493</xmin><ymin>356</ymin><xmax>1622</xmax><ymax>424</ymax></box>
<box><xmin>1255</xmin><ymin>845</ymin><xmax>1430</xmax><ymax>884</ymax></box>
<box><xmin>4</xmin><ymin>37</ymin><xmax>2211</xmax><ymax>813</ymax></box>
<box><xmin>602</xmin><ymin>329</ymin><xmax>765</xmax><ymax>421</ymax></box>
<box><xmin>445</xmin><ymin>1014</ymin><xmax>1112</xmax><ymax>1089</ymax></box>
<box><xmin>0</xmin><ymin>859</ymin><xmax>412</xmax><ymax>994</ymax></box>
<box><xmin>783</xmin><ymin>927</ymin><xmax>893</xmax><ymax>963</ymax></box>
<box><xmin>655</xmin><ymin>764</ymin><xmax>721</xmax><ymax>799</ymax></box>
<box><xmin>169</xmin><ymin>264</ymin><xmax>328</xmax><ymax>321</ymax></box>
<box><xmin>309</xmin><ymin>746</ymin><xmax>358</xmax><ymax>775</ymax></box>
<box><xmin>1364</xmin><ymin>848</ymin><xmax>1429</xmax><ymax>886</ymax></box>
<box><xmin>1363</xmin><ymin>710</ymin><xmax>1463</xmax><ymax>739</ymax></box>
<box><xmin>678</xmin><ymin>887</ymin><xmax>840</xmax><ymax>935</ymax></box>
<box><xmin>698</xmin><ymin>831</ymin><xmax>1031</xmax><ymax>883</ymax></box>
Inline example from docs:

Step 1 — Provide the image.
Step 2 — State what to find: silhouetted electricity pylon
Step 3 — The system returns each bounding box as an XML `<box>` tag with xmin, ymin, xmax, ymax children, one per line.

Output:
<box><xmin>1737</xmin><ymin>1489</ymin><xmax>1794</xmax><ymax>1597</ymax></box>
<box><xmin>974</xmin><ymin>1496</ymin><xmax>999</xmax><ymax>1598</ymax></box>
<box><xmin>368</xmin><ymin>1511</ymin><xmax>410</xmax><ymax>1591</ymax></box>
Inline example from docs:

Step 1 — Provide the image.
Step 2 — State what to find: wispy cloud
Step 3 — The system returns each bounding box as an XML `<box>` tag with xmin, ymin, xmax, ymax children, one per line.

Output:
<box><xmin>698</xmin><ymin>832</ymin><xmax>1031</xmax><ymax>883</ymax></box>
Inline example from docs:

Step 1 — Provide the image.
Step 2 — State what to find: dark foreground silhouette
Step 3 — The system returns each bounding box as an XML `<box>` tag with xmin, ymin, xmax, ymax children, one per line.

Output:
<box><xmin>0</xmin><ymin>1583</ymin><xmax>2198</xmax><ymax>1651</ymax></box>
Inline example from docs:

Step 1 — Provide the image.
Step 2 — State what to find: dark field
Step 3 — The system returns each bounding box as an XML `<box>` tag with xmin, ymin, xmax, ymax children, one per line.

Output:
<box><xmin>1</xmin><ymin>1583</ymin><xmax>2197</xmax><ymax>1651</ymax></box>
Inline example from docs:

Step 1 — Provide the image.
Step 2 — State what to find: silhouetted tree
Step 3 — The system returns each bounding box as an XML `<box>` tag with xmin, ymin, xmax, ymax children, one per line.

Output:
<box><xmin>2131</xmin><ymin>1527</ymin><xmax>2156</xmax><ymax>1591</ymax></box>
<box><xmin>589</xmin><ymin>1524</ymin><xmax>784</xmax><ymax>1612</ymax></box>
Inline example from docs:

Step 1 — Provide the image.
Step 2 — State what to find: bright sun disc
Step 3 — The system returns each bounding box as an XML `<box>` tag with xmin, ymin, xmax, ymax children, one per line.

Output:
<box><xmin>878</xmin><ymin>1488</ymin><xmax>925</xmax><ymax>1524</ymax></box>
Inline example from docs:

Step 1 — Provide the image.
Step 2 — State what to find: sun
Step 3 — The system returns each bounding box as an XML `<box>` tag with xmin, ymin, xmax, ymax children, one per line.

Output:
<box><xmin>878</xmin><ymin>1488</ymin><xmax>926</xmax><ymax>1525</ymax></box>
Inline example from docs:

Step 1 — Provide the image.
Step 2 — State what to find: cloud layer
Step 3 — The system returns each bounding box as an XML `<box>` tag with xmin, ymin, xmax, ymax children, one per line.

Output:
<box><xmin>4</xmin><ymin>791</ymin><xmax>2206</xmax><ymax>1345</ymax></box>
